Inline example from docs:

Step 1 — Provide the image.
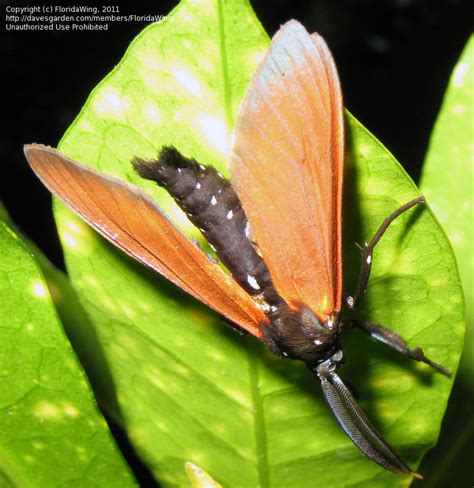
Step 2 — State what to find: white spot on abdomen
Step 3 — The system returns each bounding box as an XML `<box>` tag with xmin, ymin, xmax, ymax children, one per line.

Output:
<box><xmin>257</xmin><ymin>302</ymin><xmax>270</xmax><ymax>313</ymax></box>
<box><xmin>245</xmin><ymin>222</ymin><xmax>250</xmax><ymax>238</ymax></box>
<box><xmin>247</xmin><ymin>275</ymin><xmax>260</xmax><ymax>290</ymax></box>
<box><xmin>211</xmin><ymin>195</ymin><xmax>217</xmax><ymax>205</ymax></box>
<box><xmin>227</xmin><ymin>210</ymin><xmax>233</xmax><ymax>220</ymax></box>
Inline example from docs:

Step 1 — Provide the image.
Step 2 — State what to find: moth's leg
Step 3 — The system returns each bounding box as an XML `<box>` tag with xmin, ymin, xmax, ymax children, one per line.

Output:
<box><xmin>345</xmin><ymin>196</ymin><xmax>425</xmax><ymax>310</ymax></box>
<box><xmin>352</xmin><ymin>319</ymin><xmax>451</xmax><ymax>376</ymax></box>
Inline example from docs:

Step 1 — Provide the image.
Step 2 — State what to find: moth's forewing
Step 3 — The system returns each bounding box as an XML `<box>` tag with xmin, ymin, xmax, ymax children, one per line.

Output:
<box><xmin>24</xmin><ymin>144</ymin><xmax>266</xmax><ymax>336</ymax></box>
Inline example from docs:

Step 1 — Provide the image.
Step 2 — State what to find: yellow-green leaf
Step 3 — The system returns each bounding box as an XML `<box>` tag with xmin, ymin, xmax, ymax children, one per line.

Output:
<box><xmin>416</xmin><ymin>35</ymin><xmax>473</xmax><ymax>488</ymax></box>
<box><xmin>0</xmin><ymin>208</ymin><xmax>137</xmax><ymax>487</ymax></box>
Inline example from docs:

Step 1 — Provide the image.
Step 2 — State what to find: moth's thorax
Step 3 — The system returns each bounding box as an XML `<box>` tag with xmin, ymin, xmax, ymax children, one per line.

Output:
<box><xmin>261</xmin><ymin>303</ymin><xmax>341</xmax><ymax>366</ymax></box>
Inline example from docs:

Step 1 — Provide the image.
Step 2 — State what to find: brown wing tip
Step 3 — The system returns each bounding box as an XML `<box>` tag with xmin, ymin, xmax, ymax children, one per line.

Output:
<box><xmin>24</xmin><ymin>143</ymin><xmax>56</xmax><ymax>160</ymax></box>
<box><xmin>278</xmin><ymin>20</ymin><xmax>325</xmax><ymax>46</ymax></box>
<box><xmin>280</xmin><ymin>19</ymin><xmax>304</xmax><ymax>30</ymax></box>
<box><xmin>24</xmin><ymin>143</ymin><xmax>51</xmax><ymax>152</ymax></box>
<box><xmin>276</xmin><ymin>20</ymin><xmax>311</xmax><ymax>43</ymax></box>
<box><xmin>279</xmin><ymin>19</ymin><xmax>324</xmax><ymax>42</ymax></box>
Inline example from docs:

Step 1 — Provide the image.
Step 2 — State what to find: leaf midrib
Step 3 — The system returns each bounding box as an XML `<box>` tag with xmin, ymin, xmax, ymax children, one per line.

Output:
<box><xmin>247</xmin><ymin>342</ymin><xmax>270</xmax><ymax>488</ymax></box>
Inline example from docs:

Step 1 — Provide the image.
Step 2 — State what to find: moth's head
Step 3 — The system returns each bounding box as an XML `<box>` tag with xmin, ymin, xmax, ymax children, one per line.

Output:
<box><xmin>311</xmin><ymin>348</ymin><xmax>345</xmax><ymax>376</ymax></box>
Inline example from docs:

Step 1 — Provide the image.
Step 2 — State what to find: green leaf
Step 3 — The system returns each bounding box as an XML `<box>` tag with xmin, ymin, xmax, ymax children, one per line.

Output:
<box><xmin>415</xmin><ymin>36</ymin><xmax>474</xmax><ymax>488</ymax></box>
<box><xmin>50</xmin><ymin>0</ymin><xmax>464</xmax><ymax>486</ymax></box>
<box><xmin>420</xmin><ymin>36</ymin><xmax>473</xmax><ymax>351</ymax></box>
<box><xmin>0</xmin><ymin>208</ymin><xmax>137</xmax><ymax>487</ymax></box>
<box><xmin>185</xmin><ymin>462</ymin><xmax>223</xmax><ymax>488</ymax></box>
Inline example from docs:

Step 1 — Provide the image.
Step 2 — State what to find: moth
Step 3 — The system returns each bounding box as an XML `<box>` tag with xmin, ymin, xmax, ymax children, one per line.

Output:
<box><xmin>25</xmin><ymin>20</ymin><xmax>449</xmax><ymax>477</ymax></box>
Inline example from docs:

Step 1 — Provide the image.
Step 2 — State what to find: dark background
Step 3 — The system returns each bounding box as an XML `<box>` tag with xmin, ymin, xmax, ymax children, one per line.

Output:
<box><xmin>2</xmin><ymin>0</ymin><xmax>472</xmax><ymax>486</ymax></box>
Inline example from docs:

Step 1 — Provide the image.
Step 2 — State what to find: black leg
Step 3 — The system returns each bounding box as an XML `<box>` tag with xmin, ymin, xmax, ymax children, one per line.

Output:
<box><xmin>353</xmin><ymin>319</ymin><xmax>451</xmax><ymax>376</ymax></box>
<box><xmin>345</xmin><ymin>196</ymin><xmax>425</xmax><ymax>310</ymax></box>
<box><xmin>315</xmin><ymin>359</ymin><xmax>422</xmax><ymax>478</ymax></box>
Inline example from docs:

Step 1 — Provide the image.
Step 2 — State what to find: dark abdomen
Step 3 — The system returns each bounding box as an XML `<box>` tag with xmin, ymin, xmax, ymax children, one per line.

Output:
<box><xmin>133</xmin><ymin>146</ymin><xmax>278</xmax><ymax>302</ymax></box>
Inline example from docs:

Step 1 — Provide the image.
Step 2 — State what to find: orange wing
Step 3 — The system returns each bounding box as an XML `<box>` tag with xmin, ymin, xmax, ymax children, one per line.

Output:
<box><xmin>24</xmin><ymin>144</ymin><xmax>266</xmax><ymax>337</ymax></box>
<box><xmin>230</xmin><ymin>20</ymin><xmax>344</xmax><ymax>320</ymax></box>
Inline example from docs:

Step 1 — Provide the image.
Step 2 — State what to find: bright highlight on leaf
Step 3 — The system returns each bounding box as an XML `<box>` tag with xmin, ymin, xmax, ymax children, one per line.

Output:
<box><xmin>143</xmin><ymin>101</ymin><xmax>163</xmax><ymax>124</ymax></box>
<box><xmin>197</xmin><ymin>115</ymin><xmax>229</xmax><ymax>154</ymax></box>
<box><xmin>61</xmin><ymin>232</ymin><xmax>77</xmax><ymax>248</ymax></box>
<box><xmin>185</xmin><ymin>462</ymin><xmax>223</xmax><ymax>488</ymax></box>
<box><xmin>173</xmin><ymin>67</ymin><xmax>205</xmax><ymax>96</ymax></box>
<box><xmin>35</xmin><ymin>402</ymin><xmax>61</xmax><ymax>419</ymax></box>
<box><xmin>93</xmin><ymin>89</ymin><xmax>127</xmax><ymax>119</ymax></box>
<box><xmin>31</xmin><ymin>281</ymin><xmax>48</xmax><ymax>298</ymax></box>
<box><xmin>452</xmin><ymin>61</ymin><xmax>468</xmax><ymax>87</ymax></box>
